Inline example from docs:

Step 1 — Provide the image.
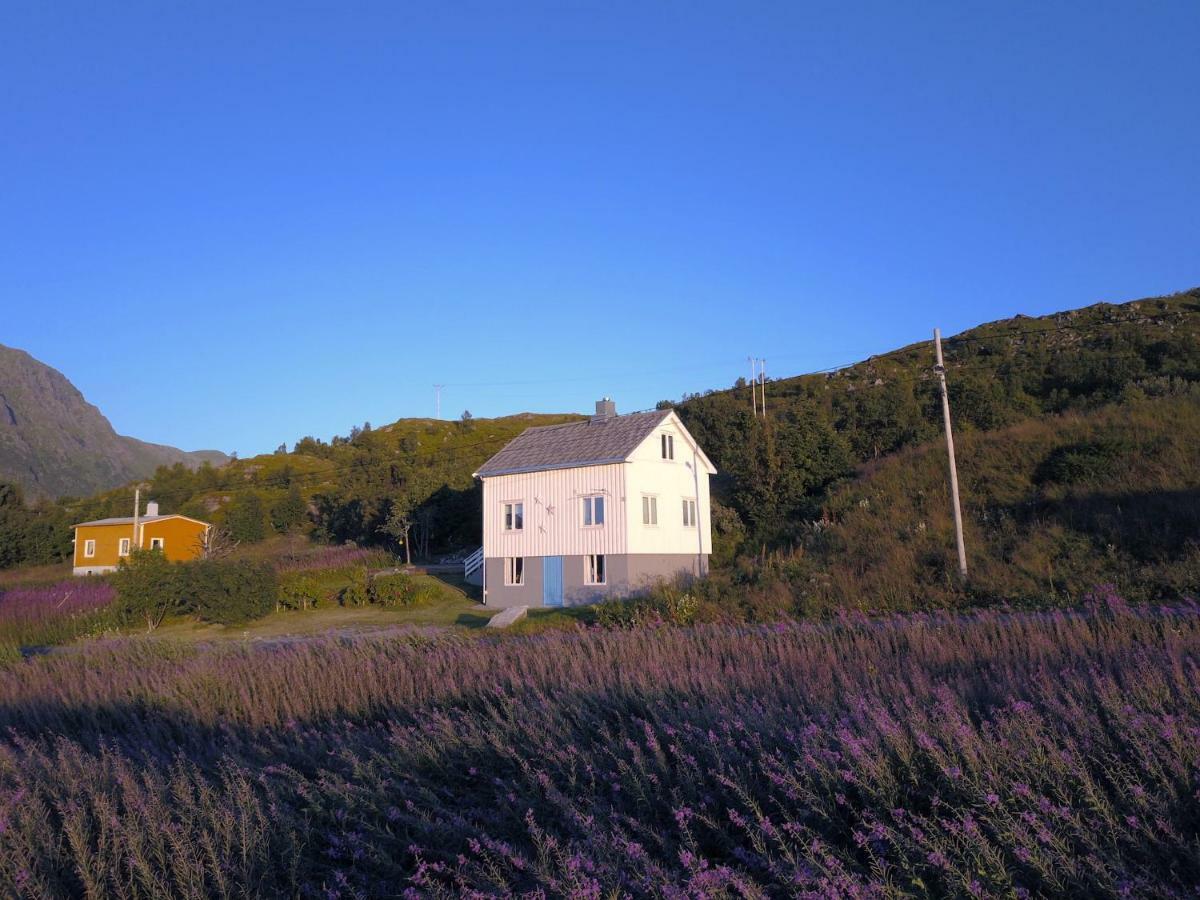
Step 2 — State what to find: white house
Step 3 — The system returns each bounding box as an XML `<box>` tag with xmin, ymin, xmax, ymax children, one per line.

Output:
<box><xmin>468</xmin><ymin>399</ymin><xmax>716</xmax><ymax>608</ymax></box>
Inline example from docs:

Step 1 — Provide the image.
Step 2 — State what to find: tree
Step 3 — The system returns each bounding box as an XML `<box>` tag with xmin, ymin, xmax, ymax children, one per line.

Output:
<box><xmin>270</xmin><ymin>486</ymin><xmax>308</xmax><ymax>533</ymax></box>
<box><xmin>199</xmin><ymin>525</ymin><xmax>239</xmax><ymax>560</ymax></box>
<box><xmin>223</xmin><ymin>493</ymin><xmax>266</xmax><ymax>543</ymax></box>
<box><xmin>183</xmin><ymin>559</ymin><xmax>277</xmax><ymax>625</ymax></box>
<box><xmin>112</xmin><ymin>549</ymin><xmax>180</xmax><ymax>632</ymax></box>
<box><xmin>379</xmin><ymin>496</ymin><xmax>417</xmax><ymax>565</ymax></box>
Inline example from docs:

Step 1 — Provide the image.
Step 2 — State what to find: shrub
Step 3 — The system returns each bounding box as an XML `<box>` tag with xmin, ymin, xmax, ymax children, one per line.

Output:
<box><xmin>277</xmin><ymin>573</ymin><xmax>326</xmax><ymax>611</ymax></box>
<box><xmin>112</xmin><ymin>548</ymin><xmax>182</xmax><ymax>632</ymax></box>
<box><xmin>338</xmin><ymin>567</ymin><xmax>371</xmax><ymax>607</ymax></box>
<box><xmin>182</xmin><ymin>559</ymin><xmax>278</xmax><ymax>625</ymax></box>
<box><xmin>369</xmin><ymin>573</ymin><xmax>443</xmax><ymax>607</ymax></box>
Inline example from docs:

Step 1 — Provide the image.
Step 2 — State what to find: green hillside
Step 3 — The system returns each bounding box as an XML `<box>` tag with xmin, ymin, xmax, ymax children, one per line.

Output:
<box><xmin>42</xmin><ymin>412</ymin><xmax>581</xmax><ymax>560</ymax></box>
<box><xmin>672</xmin><ymin>288</ymin><xmax>1200</xmax><ymax>608</ymax></box>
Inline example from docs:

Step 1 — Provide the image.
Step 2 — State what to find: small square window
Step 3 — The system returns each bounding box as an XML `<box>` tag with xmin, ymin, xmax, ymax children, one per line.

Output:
<box><xmin>118</xmin><ymin>537</ymin><xmax>131</xmax><ymax>556</ymax></box>
<box><xmin>504</xmin><ymin>557</ymin><xmax>524</xmax><ymax>586</ymax></box>
<box><xmin>83</xmin><ymin>539</ymin><xmax>96</xmax><ymax>558</ymax></box>
<box><xmin>503</xmin><ymin>502</ymin><xmax>524</xmax><ymax>531</ymax></box>
<box><xmin>585</xmin><ymin>554</ymin><xmax>606</xmax><ymax>585</ymax></box>
<box><xmin>582</xmin><ymin>495</ymin><xmax>605</xmax><ymax>527</ymax></box>
<box><xmin>150</xmin><ymin>537</ymin><xmax>164</xmax><ymax>550</ymax></box>
<box><xmin>641</xmin><ymin>495</ymin><xmax>658</xmax><ymax>525</ymax></box>
<box><xmin>682</xmin><ymin>498</ymin><xmax>697</xmax><ymax>528</ymax></box>
<box><xmin>661</xmin><ymin>433</ymin><xmax>674</xmax><ymax>460</ymax></box>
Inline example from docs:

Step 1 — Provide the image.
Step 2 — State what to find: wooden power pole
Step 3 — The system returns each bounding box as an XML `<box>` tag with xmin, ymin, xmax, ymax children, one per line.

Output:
<box><xmin>934</xmin><ymin>329</ymin><xmax>968</xmax><ymax>578</ymax></box>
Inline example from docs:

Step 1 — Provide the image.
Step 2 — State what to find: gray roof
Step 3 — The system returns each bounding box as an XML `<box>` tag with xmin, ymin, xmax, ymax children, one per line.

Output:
<box><xmin>73</xmin><ymin>514</ymin><xmax>202</xmax><ymax>527</ymax></box>
<box><xmin>475</xmin><ymin>410</ymin><xmax>673</xmax><ymax>477</ymax></box>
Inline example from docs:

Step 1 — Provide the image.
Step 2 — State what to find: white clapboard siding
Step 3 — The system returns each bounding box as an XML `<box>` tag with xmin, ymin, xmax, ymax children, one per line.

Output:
<box><xmin>624</xmin><ymin>417</ymin><xmax>713</xmax><ymax>556</ymax></box>
<box><xmin>483</xmin><ymin>463</ymin><xmax>628</xmax><ymax>559</ymax></box>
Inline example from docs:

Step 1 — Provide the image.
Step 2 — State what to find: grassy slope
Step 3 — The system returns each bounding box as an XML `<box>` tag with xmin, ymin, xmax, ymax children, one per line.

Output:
<box><xmin>791</xmin><ymin>394</ymin><xmax>1200</xmax><ymax>609</ymax></box>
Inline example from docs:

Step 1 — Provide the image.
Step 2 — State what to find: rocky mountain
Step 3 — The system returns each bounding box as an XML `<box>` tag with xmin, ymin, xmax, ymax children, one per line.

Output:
<box><xmin>0</xmin><ymin>344</ymin><xmax>229</xmax><ymax>499</ymax></box>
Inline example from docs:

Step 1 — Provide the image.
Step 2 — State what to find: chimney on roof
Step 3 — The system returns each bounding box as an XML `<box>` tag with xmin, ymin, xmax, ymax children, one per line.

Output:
<box><xmin>145</xmin><ymin>501</ymin><xmax>159</xmax><ymax>517</ymax></box>
<box><xmin>592</xmin><ymin>398</ymin><xmax>616</xmax><ymax>422</ymax></box>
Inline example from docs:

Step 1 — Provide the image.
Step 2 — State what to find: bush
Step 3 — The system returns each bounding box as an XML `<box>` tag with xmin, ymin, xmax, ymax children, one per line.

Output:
<box><xmin>277</xmin><ymin>573</ymin><xmax>326</xmax><ymax>611</ymax></box>
<box><xmin>182</xmin><ymin>559</ymin><xmax>278</xmax><ymax>625</ymax></box>
<box><xmin>371</xmin><ymin>573</ymin><xmax>441</xmax><ymax>607</ymax></box>
<box><xmin>338</xmin><ymin>567</ymin><xmax>371</xmax><ymax>607</ymax></box>
<box><xmin>113</xmin><ymin>549</ymin><xmax>182</xmax><ymax>632</ymax></box>
<box><xmin>594</xmin><ymin>582</ymin><xmax>701</xmax><ymax>628</ymax></box>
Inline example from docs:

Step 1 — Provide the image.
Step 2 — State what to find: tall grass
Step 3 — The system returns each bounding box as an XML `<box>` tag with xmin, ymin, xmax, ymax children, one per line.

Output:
<box><xmin>0</xmin><ymin>580</ymin><xmax>116</xmax><ymax>650</ymax></box>
<box><xmin>1</xmin><ymin>597</ymin><xmax>1198</xmax><ymax>896</ymax></box>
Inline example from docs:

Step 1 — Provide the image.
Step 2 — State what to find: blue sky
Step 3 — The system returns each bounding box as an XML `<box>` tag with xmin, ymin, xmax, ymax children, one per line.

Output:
<box><xmin>2</xmin><ymin>1</ymin><xmax>1198</xmax><ymax>457</ymax></box>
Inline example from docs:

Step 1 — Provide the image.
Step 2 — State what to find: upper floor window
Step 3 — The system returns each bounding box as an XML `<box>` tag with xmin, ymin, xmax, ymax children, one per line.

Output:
<box><xmin>503</xmin><ymin>502</ymin><xmax>524</xmax><ymax>531</ymax></box>
<box><xmin>641</xmin><ymin>495</ymin><xmax>658</xmax><ymax>526</ymax></box>
<box><xmin>118</xmin><ymin>537</ymin><xmax>131</xmax><ymax>556</ymax></box>
<box><xmin>661</xmin><ymin>433</ymin><xmax>674</xmax><ymax>460</ymax></box>
<box><xmin>504</xmin><ymin>557</ymin><xmax>524</xmax><ymax>586</ymax></box>
<box><xmin>83</xmin><ymin>539</ymin><xmax>96</xmax><ymax>558</ymax></box>
<box><xmin>582</xmin><ymin>495</ymin><xmax>605</xmax><ymax>527</ymax></box>
<box><xmin>150</xmin><ymin>537</ymin><xmax>165</xmax><ymax>550</ymax></box>
<box><xmin>682</xmin><ymin>498</ymin><xmax>697</xmax><ymax>528</ymax></box>
<box><xmin>585</xmin><ymin>554</ymin><xmax>606</xmax><ymax>585</ymax></box>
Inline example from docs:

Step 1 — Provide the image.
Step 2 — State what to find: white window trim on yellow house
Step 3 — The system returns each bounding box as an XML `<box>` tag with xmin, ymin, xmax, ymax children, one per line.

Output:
<box><xmin>83</xmin><ymin>540</ymin><xmax>95</xmax><ymax>558</ymax></box>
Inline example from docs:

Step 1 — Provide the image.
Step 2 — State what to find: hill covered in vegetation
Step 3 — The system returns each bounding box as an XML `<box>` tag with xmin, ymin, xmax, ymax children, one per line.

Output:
<box><xmin>672</xmin><ymin>288</ymin><xmax>1200</xmax><ymax>607</ymax></box>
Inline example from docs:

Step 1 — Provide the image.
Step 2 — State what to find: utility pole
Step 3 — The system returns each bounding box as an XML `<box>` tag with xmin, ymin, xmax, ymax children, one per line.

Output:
<box><xmin>759</xmin><ymin>358</ymin><xmax>767</xmax><ymax>420</ymax></box>
<box><xmin>132</xmin><ymin>485</ymin><xmax>141</xmax><ymax>551</ymax></box>
<box><xmin>748</xmin><ymin>357</ymin><xmax>758</xmax><ymax>417</ymax></box>
<box><xmin>434</xmin><ymin>384</ymin><xmax>445</xmax><ymax>420</ymax></box>
<box><xmin>934</xmin><ymin>329</ymin><xmax>968</xmax><ymax>578</ymax></box>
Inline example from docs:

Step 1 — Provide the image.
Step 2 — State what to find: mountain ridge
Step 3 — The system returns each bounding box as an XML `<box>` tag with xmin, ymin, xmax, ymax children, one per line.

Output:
<box><xmin>0</xmin><ymin>344</ymin><xmax>229</xmax><ymax>500</ymax></box>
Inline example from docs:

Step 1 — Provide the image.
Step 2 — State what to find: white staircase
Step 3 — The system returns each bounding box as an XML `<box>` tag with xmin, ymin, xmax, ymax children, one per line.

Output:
<box><xmin>463</xmin><ymin>547</ymin><xmax>484</xmax><ymax>583</ymax></box>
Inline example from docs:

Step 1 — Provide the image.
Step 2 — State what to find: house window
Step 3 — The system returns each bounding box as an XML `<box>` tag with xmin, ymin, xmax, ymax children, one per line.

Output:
<box><xmin>582</xmin><ymin>495</ymin><xmax>605</xmax><ymax>527</ymax></box>
<box><xmin>503</xmin><ymin>502</ymin><xmax>524</xmax><ymax>531</ymax></box>
<box><xmin>682</xmin><ymin>498</ymin><xmax>697</xmax><ymax>528</ymax></box>
<box><xmin>661</xmin><ymin>433</ymin><xmax>674</xmax><ymax>460</ymax></box>
<box><xmin>83</xmin><ymin>539</ymin><xmax>96</xmax><ymax>558</ymax></box>
<box><xmin>641</xmin><ymin>495</ymin><xmax>658</xmax><ymax>525</ymax></box>
<box><xmin>504</xmin><ymin>557</ymin><xmax>524</xmax><ymax>586</ymax></box>
<box><xmin>150</xmin><ymin>537</ymin><xmax>165</xmax><ymax>550</ymax></box>
<box><xmin>118</xmin><ymin>537</ymin><xmax>131</xmax><ymax>556</ymax></box>
<box><xmin>585</xmin><ymin>554</ymin><xmax>606</xmax><ymax>585</ymax></box>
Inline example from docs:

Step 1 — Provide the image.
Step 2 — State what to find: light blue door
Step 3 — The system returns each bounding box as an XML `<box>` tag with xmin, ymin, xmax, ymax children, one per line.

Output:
<box><xmin>543</xmin><ymin>556</ymin><xmax>564</xmax><ymax>607</ymax></box>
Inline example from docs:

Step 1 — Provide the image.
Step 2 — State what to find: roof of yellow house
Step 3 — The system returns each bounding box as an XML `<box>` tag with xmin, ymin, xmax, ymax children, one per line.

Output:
<box><xmin>73</xmin><ymin>514</ymin><xmax>211</xmax><ymax>528</ymax></box>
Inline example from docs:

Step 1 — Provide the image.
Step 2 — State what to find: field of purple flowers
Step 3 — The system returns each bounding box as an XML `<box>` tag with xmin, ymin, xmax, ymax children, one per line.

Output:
<box><xmin>1</xmin><ymin>593</ymin><xmax>1198</xmax><ymax>897</ymax></box>
<box><xmin>0</xmin><ymin>580</ymin><xmax>116</xmax><ymax>651</ymax></box>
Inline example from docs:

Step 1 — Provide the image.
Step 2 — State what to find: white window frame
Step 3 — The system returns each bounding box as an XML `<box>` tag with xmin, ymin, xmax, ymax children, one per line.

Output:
<box><xmin>585</xmin><ymin>554</ymin><xmax>606</xmax><ymax>585</ymax></box>
<box><xmin>682</xmin><ymin>498</ymin><xmax>698</xmax><ymax>528</ymax></box>
<box><xmin>581</xmin><ymin>494</ymin><xmax>605</xmax><ymax>528</ymax></box>
<box><xmin>503</xmin><ymin>501</ymin><xmax>524</xmax><ymax>532</ymax></box>
<box><xmin>641</xmin><ymin>494</ymin><xmax>658</xmax><ymax>526</ymax></box>
<box><xmin>118</xmin><ymin>537</ymin><xmax>131</xmax><ymax>557</ymax></box>
<box><xmin>661</xmin><ymin>433</ymin><xmax>675</xmax><ymax>460</ymax></box>
<box><xmin>83</xmin><ymin>539</ymin><xmax>96</xmax><ymax>558</ymax></box>
<box><xmin>150</xmin><ymin>537</ymin><xmax>165</xmax><ymax>550</ymax></box>
<box><xmin>504</xmin><ymin>557</ymin><xmax>524</xmax><ymax>586</ymax></box>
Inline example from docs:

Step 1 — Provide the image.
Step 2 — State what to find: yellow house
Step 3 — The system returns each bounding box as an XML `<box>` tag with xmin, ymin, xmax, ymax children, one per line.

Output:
<box><xmin>73</xmin><ymin>501</ymin><xmax>211</xmax><ymax>575</ymax></box>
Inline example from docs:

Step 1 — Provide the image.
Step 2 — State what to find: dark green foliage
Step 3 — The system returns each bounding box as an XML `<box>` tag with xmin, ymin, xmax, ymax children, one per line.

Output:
<box><xmin>223</xmin><ymin>492</ymin><xmax>266</xmax><ymax>543</ymax></box>
<box><xmin>338</xmin><ymin>567</ymin><xmax>371</xmax><ymax>607</ymax></box>
<box><xmin>1034</xmin><ymin>439</ymin><xmax>1129</xmax><ymax>485</ymax></box>
<box><xmin>0</xmin><ymin>482</ymin><xmax>72</xmax><ymax>568</ymax></box>
<box><xmin>270</xmin><ymin>486</ymin><xmax>307</xmax><ymax>533</ymax></box>
<box><xmin>112</xmin><ymin>548</ymin><xmax>181</xmax><ymax>632</ymax></box>
<box><xmin>370</xmin><ymin>572</ymin><xmax>440</xmax><ymax>607</ymax></box>
<box><xmin>182</xmin><ymin>559</ymin><xmax>278</xmax><ymax>625</ymax></box>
